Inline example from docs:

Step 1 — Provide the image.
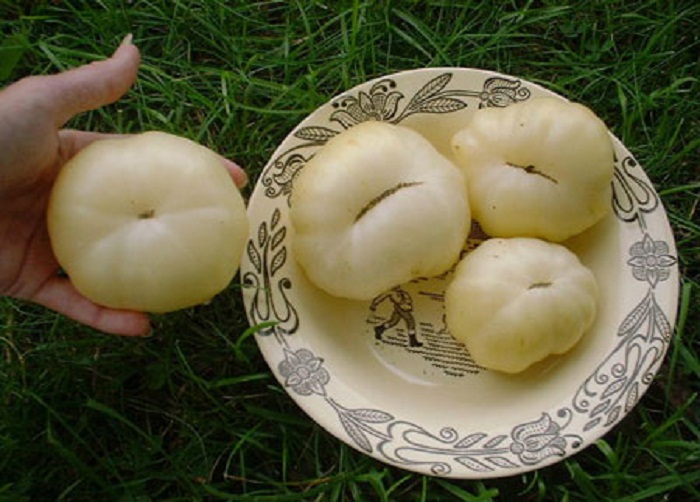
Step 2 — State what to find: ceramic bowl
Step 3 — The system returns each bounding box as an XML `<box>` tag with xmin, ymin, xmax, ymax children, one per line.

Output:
<box><xmin>240</xmin><ymin>68</ymin><xmax>679</xmax><ymax>478</ymax></box>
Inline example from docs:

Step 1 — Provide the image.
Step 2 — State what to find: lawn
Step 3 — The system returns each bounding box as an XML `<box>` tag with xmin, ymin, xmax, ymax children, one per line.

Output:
<box><xmin>1</xmin><ymin>1</ymin><xmax>699</xmax><ymax>500</ymax></box>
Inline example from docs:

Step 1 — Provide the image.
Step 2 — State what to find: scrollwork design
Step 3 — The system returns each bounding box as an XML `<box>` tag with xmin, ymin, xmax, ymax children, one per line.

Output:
<box><xmin>572</xmin><ymin>288</ymin><xmax>671</xmax><ymax>432</ymax></box>
<box><xmin>331</xmin><ymin>78</ymin><xmax>404</xmax><ymax>127</ymax></box>
<box><xmin>257</xmin><ymin>73</ymin><xmax>531</xmax><ymax>205</ymax></box>
<box><xmin>329</xmin><ymin>72</ymin><xmax>531</xmax><ymax>127</ymax></box>
<box><xmin>243</xmin><ymin>208</ymin><xmax>299</xmax><ymax>343</ymax></box>
<box><xmin>313</xmin><ymin>360</ymin><xmax>581</xmax><ymax>475</ymax></box>
<box><xmin>478</xmin><ymin>76</ymin><xmax>532</xmax><ymax>108</ymax></box>
<box><xmin>260</xmin><ymin>152</ymin><xmax>308</xmax><ymax>203</ymax></box>
<box><xmin>572</xmin><ymin>230</ymin><xmax>675</xmax><ymax>432</ymax></box>
<box><xmin>573</xmin><ymin>155</ymin><xmax>676</xmax><ymax>433</ymax></box>
<box><xmin>374</xmin><ymin>408</ymin><xmax>578</xmax><ymax>474</ymax></box>
<box><xmin>612</xmin><ymin>156</ymin><xmax>659</xmax><ymax>227</ymax></box>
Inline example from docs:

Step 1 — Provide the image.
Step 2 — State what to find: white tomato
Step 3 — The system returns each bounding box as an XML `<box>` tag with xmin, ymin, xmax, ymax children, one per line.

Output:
<box><xmin>451</xmin><ymin>97</ymin><xmax>614</xmax><ymax>242</ymax></box>
<box><xmin>290</xmin><ymin>122</ymin><xmax>470</xmax><ymax>300</ymax></box>
<box><xmin>47</xmin><ymin>131</ymin><xmax>249</xmax><ymax>313</ymax></box>
<box><xmin>445</xmin><ymin>237</ymin><xmax>598</xmax><ymax>373</ymax></box>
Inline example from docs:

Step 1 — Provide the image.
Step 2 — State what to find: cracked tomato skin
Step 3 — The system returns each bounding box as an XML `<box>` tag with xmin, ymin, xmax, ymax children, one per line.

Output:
<box><xmin>445</xmin><ymin>237</ymin><xmax>598</xmax><ymax>374</ymax></box>
<box><xmin>47</xmin><ymin>132</ymin><xmax>249</xmax><ymax>313</ymax></box>
<box><xmin>290</xmin><ymin>122</ymin><xmax>470</xmax><ymax>300</ymax></box>
<box><xmin>451</xmin><ymin>97</ymin><xmax>614</xmax><ymax>242</ymax></box>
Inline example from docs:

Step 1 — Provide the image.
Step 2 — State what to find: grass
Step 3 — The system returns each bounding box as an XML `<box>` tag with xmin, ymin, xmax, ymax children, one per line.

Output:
<box><xmin>1</xmin><ymin>0</ymin><xmax>699</xmax><ymax>499</ymax></box>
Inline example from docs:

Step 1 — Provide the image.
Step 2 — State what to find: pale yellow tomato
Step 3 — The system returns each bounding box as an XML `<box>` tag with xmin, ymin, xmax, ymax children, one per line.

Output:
<box><xmin>290</xmin><ymin>122</ymin><xmax>470</xmax><ymax>300</ymax></box>
<box><xmin>445</xmin><ymin>238</ymin><xmax>598</xmax><ymax>373</ymax></box>
<box><xmin>451</xmin><ymin>97</ymin><xmax>614</xmax><ymax>242</ymax></box>
<box><xmin>47</xmin><ymin>131</ymin><xmax>249</xmax><ymax>313</ymax></box>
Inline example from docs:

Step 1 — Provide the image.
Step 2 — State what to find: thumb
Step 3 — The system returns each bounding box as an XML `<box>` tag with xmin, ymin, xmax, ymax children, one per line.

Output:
<box><xmin>39</xmin><ymin>35</ymin><xmax>140</xmax><ymax>127</ymax></box>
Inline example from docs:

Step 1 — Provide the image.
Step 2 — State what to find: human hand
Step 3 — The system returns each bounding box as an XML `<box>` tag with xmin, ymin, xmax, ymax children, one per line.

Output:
<box><xmin>0</xmin><ymin>36</ymin><xmax>247</xmax><ymax>336</ymax></box>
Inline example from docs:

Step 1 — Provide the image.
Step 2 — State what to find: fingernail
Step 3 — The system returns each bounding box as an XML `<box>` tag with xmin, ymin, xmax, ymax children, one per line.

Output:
<box><xmin>119</xmin><ymin>33</ymin><xmax>134</xmax><ymax>48</ymax></box>
<box><xmin>238</xmin><ymin>170</ymin><xmax>249</xmax><ymax>189</ymax></box>
<box><xmin>225</xmin><ymin>159</ymin><xmax>248</xmax><ymax>189</ymax></box>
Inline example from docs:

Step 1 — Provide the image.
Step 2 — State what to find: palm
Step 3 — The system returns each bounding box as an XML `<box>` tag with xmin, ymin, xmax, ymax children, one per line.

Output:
<box><xmin>0</xmin><ymin>39</ymin><xmax>246</xmax><ymax>337</ymax></box>
<box><xmin>0</xmin><ymin>40</ymin><xmax>151</xmax><ymax>336</ymax></box>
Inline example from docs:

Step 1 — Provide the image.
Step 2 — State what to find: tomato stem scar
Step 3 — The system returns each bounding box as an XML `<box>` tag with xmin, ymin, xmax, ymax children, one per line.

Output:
<box><xmin>138</xmin><ymin>209</ymin><xmax>156</xmax><ymax>219</ymax></box>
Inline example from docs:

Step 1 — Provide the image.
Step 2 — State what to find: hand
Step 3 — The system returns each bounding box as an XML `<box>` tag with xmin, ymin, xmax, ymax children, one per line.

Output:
<box><xmin>0</xmin><ymin>36</ymin><xmax>247</xmax><ymax>336</ymax></box>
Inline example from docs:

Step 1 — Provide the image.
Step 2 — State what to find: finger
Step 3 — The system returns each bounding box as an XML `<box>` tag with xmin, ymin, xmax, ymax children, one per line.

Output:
<box><xmin>32</xmin><ymin>276</ymin><xmax>152</xmax><ymax>337</ymax></box>
<box><xmin>34</xmin><ymin>35</ymin><xmax>141</xmax><ymax>127</ymax></box>
<box><xmin>221</xmin><ymin>157</ymin><xmax>248</xmax><ymax>188</ymax></box>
